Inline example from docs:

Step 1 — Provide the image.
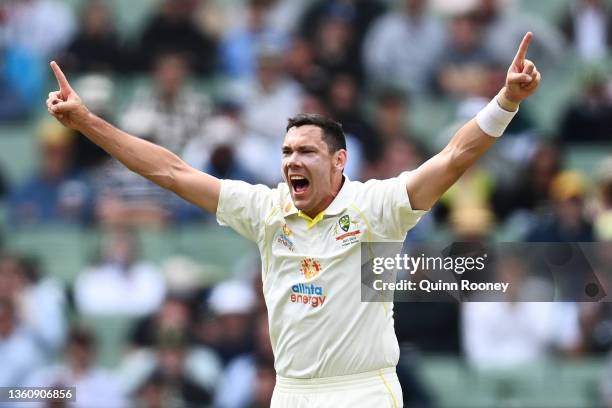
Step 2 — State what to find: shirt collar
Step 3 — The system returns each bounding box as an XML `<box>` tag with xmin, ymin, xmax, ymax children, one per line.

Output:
<box><xmin>282</xmin><ymin>175</ymin><xmax>352</xmax><ymax>218</ymax></box>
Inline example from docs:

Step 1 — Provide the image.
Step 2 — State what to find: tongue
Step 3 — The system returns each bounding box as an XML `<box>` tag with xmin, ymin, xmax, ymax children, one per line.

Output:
<box><xmin>294</xmin><ymin>180</ymin><xmax>309</xmax><ymax>193</ymax></box>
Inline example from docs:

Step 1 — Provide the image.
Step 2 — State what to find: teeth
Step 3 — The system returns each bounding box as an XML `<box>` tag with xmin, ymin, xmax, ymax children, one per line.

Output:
<box><xmin>290</xmin><ymin>176</ymin><xmax>306</xmax><ymax>181</ymax></box>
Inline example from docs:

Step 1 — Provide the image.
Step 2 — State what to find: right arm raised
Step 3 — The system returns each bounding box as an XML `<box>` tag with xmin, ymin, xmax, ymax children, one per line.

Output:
<box><xmin>46</xmin><ymin>61</ymin><xmax>220</xmax><ymax>213</ymax></box>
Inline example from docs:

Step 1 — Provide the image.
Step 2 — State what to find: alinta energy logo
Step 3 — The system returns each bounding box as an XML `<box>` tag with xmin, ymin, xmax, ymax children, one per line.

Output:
<box><xmin>290</xmin><ymin>283</ymin><xmax>326</xmax><ymax>308</ymax></box>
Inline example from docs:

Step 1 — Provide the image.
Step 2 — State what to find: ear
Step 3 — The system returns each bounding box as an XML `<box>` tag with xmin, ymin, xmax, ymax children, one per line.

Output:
<box><xmin>334</xmin><ymin>149</ymin><xmax>347</xmax><ymax>172</ymax></box>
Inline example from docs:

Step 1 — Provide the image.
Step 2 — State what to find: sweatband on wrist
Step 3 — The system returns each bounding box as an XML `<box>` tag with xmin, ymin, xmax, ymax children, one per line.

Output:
<box><xmin>475</xmin><ymin>97</ymin><xmax>518</xmax><ymax>138</ymax></box>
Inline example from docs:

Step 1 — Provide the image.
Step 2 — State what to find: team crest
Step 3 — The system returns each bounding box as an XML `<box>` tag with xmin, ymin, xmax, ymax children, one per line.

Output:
<box><xmin>300</xmin><ymin>258</ymin><xmax>322</xmax><ymax>280</ymax></box>
<box><xmin>339</xmin><ymin>215</ymin><xmax>350</xmax><ymax>232</ymax></box>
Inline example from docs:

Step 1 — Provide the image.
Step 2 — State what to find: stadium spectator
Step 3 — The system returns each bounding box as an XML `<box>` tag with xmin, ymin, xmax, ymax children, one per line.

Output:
<box><xmin>300</xmin><ymin>0</ymin><xmax>386</xmax><ymax>77</ymax></box>
<box><xmin>525</xmin><ymin>171</ymin><xmax>594</xmax><ymax>242</ymax></box>
<box><xmin>462</xmin><ymin>255</ymin><xmax>581</xmax><ymax>370</ymax></box>
<box><xmin>197</xmin><ymin>281</ymin><xmax>256</xmax><ymax>366</ymax></box>
<box><xmin>74</xmin><ymin>228</ymin><xmax>166</xmax><ymax>317</ymax></box>
<box><xmin>0</xmin><ymin>254</ymin><xmax>66</xmax><ymax>353</ymax></box>
<box><xmin>213</xmin><ymin>311</ymin><xmax>274</xmax><ymax>408</ymax></box>
<box><xmin>362</xmin><ymin>0</ymin><xmax>446</xmax><ymax>94</ymax></box>
<box><xmin>120</xmin><ymin>297</ymin><xmax>222</xmax><ymax>399</ymax></box>
<box><xmin>560</xmin><ymin>0</ymin><xmax>612</xmax><ymax>62</ymax></box>
<box><xmin>219</xmin><ymin>0</ymin><xmax>289</xmax><ymax>79</ymax></box>
<box><xmin>3</xmin><ymin>0</ymin><xmax>76</xmax><ymax>59</ymax></box>
<box><xmin>7</xmin><ymin>121</ymin><xmax>94</xmax><ymax>227</ymax></box>
<box><xmin>492</xmin><ymin>142</ymin><xmax>562</xmax><ymax>221</ymax></box>
<box><xmin>559</xmin><ymin>73</ymin><xmax>612</xmax><ymax>143</ymax></box>
<box><xmin>136</xmin><ymin>0</ymin><xmax>217</xmax><ymax>74</ymax></box>
<box><xmin>182</xmin><ymin>111</ymin><xmax>256</xmax><ymax>183</ymax></box>
<box><xmin>284</xmin><ymin>37</ymin><xmax>328</xmax><ymax>93</ymax></box>
<box><xmin>474</xmin><ymin>0</ymin><xmax>565</xmax><ymax>71</ymax></box>
<box><xmin>229</xmin><ymin>47</ymin><xmax>302</xmax><ymax>143</ymax></box>
<box><xmin>59</xmin><ymin>0</ymin><xmax>127</xmax><ymax>74</ymax></box>
<box><xmin>0</xmin><ymin>41</ymin><xmax>43</xmax><ymax>121</ymax></box>
<box><xmin>25</xmin><ymin>326</ymin><xmax>127</xmax><ymax>408</ymax></box>
<box><xmin>91</xmin><ymin>160</ymin><xmax>178</xmax><ymax>226</ymax></box>
<box><xmin>120</xmin><ymin>53</ymin><xmax>211</xmax><ymax>155</ymax></box>
<box><xmin>0</xmin><ymin>298</ymin><xmax>46</xmax><ymax>387</ymax></box>
<box><xmin>433</xmin><ymin>12</ymin><xmax>499</xmax><ymax>98</ymax></box>
<box><xmin>309</xmin><ymin>4</ymin><xmax>360</xmax><ymax>78</ymax></box>
<box><xmin>327</xmin><ymin>73</ymin><xmax>373</xmax><ymax>148</ymax></box>
<box><xmin>94</xmin><ymin>54</ymin><xmax>210</xmax><ymax>226</ymax></box>
<box><xmin>131</xmin><ymin>330</ymin><xmax>217</xmax><ymax>407</ymax></box>
<box><xmin>130</xmin><ymin>297</ymin><xmax>195</xmax><ymax>350</ymax></box>
<box><xmin>362</xmin><ymin>88</ymin><xmax>422</xmax><ymax>180</ymax></box>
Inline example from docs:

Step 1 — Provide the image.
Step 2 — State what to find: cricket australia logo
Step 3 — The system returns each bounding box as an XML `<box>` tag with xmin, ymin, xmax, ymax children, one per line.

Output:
<box><xmin>335</xmin><ymin>213</ymin><xmax>362</xmax><ymax>247</ymax></box>
<box><xmin>339</xmin><ymin>215</ymin><xmax>350</xmax><ymax>232</ymax></box>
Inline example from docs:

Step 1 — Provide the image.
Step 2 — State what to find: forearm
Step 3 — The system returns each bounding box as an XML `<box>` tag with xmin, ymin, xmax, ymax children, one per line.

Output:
<box><xmin>47</xmin><ymin>61</ymin><xmax>221</xmax><ymax>213</ymax></box>
<box><xmin>76</xmin><ymin>111</ymin><xmax>186</xmax><ymax>190</ymax></box>
<box><xmin>407</xmin><ymin>90</ymin><xmax>517</xmax><ymax>210</ymax></box>
<box><xmin>409</xmin><ymin>120</ymin><xmax>495</xmax><ymax>210</ymax></box>
<box><xmin>443</xmin><ymin>119</ymin><xmax>496</xmax><ymax>174</ymax></box>
<box><xmin>442</xmin><ymin>88</ymin><xmax>519</xmax><ymax>172</ymax></box>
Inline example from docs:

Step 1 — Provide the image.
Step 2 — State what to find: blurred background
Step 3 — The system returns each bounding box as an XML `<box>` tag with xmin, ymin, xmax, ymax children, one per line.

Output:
<box><xmin>0</xmin><ymin>0</ymin><xmax>611</xmax><ymax>407</ymax></box>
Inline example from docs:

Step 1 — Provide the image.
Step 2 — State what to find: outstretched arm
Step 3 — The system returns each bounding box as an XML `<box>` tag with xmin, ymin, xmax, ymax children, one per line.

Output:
<box><xmin>406</xmin><ymin>32</ymin><xmax>541</xmax><ymax>211</ymax></box>
<box><xmin>46</xmin><ymin>61</ymin><xmax>220</xmax><ymax>213</ymax></box>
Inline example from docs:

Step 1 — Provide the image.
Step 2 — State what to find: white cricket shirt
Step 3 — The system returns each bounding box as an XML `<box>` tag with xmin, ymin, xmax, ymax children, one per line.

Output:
<box><xmin>216</xmin><ymin>172</ymin><xmax>427</xmax><ymax>378</ymax></box>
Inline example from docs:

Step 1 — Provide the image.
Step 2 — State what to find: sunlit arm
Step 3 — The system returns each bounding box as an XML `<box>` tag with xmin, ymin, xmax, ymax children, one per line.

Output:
<box><xmin>406</xmin><ymin>117</ymin><xmax>497</xmax><ymax>211</ymax></box>
<box><xmin>46</xmin><ymin>61</ymin><xmax>220</xmax><ymax>213</ymax></box>
<box><xmin>406</xmin><ymin>32</ymin><xmax>540</xmax><ymax>211</ymax></box>
<box><xmin>78</xmin><ymin>113</ymin><xmax>220</xmax><ymax>213</ymax></box>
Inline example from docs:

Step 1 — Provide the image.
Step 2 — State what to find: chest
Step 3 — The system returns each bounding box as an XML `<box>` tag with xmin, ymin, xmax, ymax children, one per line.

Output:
<box><xmin>270</xmin><ymin>210</ymin><xmax>367</xmax><ymax>257</ymax></box>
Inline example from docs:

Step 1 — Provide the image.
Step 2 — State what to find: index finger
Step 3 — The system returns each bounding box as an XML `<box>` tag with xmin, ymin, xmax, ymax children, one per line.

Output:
<box><xmin>50</xmin><ymin>61</ymin><xmax>73</xmax><ymax>94</ymax></box>
<box><xmin>512</xmin><ymin>32</ymin><xmax>533</xmax><ymax>66</ymax></box>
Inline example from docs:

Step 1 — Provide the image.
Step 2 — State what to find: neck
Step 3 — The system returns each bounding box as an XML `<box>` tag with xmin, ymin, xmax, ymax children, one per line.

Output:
<box><xmin>303</xmin><ymin>175</ymin><xmax>344</xmax><ymax>218</ymax></box>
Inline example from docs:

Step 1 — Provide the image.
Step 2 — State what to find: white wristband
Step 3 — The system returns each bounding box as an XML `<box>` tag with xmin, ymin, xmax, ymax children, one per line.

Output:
<box><xmin>475</xmin><ymin>97</ymin><xmax>518</xmax><ymax>138</ymax></box>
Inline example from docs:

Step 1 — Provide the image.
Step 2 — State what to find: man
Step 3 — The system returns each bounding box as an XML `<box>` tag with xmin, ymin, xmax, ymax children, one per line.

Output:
<box><xmin>46</xmin><ymin>33</ymin><xmax>540</xmax><ymax>407</ymax></box>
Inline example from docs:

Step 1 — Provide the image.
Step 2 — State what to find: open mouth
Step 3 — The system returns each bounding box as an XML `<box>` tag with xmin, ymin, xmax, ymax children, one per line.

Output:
<box><xmin>289</xmin><ymin>175</ymin><xmax>310</xmax><ymax>195</ymax></box>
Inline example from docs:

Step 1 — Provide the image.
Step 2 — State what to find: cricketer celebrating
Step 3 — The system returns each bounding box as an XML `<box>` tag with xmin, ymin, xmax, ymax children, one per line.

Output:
<box><xmin>47</xmin><ymin>32</ymin><xmax>540</xmax><ymax>407</ymax></box>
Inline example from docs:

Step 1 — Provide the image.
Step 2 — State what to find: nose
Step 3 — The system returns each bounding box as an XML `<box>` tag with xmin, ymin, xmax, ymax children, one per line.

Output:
<box><xmin>285</xmin><ymin>151</ymin><xmax>302</xmax><ymax>169</ymax></box>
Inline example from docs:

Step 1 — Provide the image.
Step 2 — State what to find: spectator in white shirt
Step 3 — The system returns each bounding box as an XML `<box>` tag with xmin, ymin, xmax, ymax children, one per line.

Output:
<box><xmin>74</xmin><ymin>228</ymin><xmax>165</xmax><ymax>317</ymax></box>
<box><xmin>362</xmin><ymin>0</ymin><xmax>446</xmax><ymax>95</ymax></box>
<box><xmin>0</xmin><ymin>298</ymin><xmax>46</xmax><ymax>387</ymax></box>
<box><xmin>462</xmin><ymin>255</ymin><xmax>581</xmax><ymax>370</ymax></box>
<box><xmin>26</xmin><ymin>326</ymin><xmax>127</xmax><ymax>408</ymax></box>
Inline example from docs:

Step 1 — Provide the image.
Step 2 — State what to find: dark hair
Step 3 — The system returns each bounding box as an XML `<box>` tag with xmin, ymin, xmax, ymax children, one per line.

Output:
<box><xmin>286</xmin><ymin>113</ymin><xmax>346</xmax><ymax>152</ymax></box>
<box><xmin>68</xmin><ymin>326</ymin><xmax>96</xmax><ymax>350</ymax></box>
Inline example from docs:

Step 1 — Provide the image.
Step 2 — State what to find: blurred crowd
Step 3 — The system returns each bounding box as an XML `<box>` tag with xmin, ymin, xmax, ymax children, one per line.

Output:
<box><xmin>0</xmin><ymin>0</ymin><xmax>612</xmax><ymax>407</ymax></box>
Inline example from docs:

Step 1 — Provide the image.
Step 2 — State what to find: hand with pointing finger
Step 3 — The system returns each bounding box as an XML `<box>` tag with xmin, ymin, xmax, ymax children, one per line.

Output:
<box><xmin>46</xmin><ymin>61</ymin><xmax>90</xmax><ymax>130</ymax></box>
<box><xmin>499</xmin><ymin>32</ymin><xmax>541</xmax><ymax>110</ymax></box>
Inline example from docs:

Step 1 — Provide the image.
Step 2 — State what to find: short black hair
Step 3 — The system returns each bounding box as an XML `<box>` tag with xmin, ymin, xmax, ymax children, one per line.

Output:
<box><xmin>286</xmin><ymin>113</ymin><xmax>346</xmax><ymax>152</ymax></box>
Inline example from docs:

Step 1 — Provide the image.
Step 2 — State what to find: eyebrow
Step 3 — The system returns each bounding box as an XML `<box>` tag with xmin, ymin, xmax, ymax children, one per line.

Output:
<box><xmin>282</xmin><ymin>144</ymin><xmax>319</xmax><ymax>152</ymax></box>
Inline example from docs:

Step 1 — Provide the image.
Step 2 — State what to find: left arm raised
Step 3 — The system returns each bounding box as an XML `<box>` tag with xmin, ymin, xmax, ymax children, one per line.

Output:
<box><xmin>406</xmin><ymin>32</ymin><xmax>541</xmax><ymax>211</ymax></box>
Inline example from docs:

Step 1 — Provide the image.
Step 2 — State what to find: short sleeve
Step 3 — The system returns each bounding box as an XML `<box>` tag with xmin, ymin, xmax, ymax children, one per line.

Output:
<box><xmin>360</xmin><ymin>171</ymin><xmax>428</xmax><ymax>240</ymax></box>
<box><xmin>216</xmin><ymin>179</ymin><xmax>275</xmax><ymax>243</ymax></box>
